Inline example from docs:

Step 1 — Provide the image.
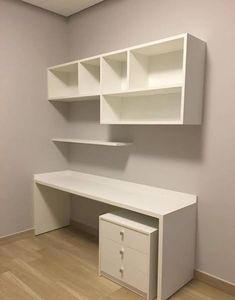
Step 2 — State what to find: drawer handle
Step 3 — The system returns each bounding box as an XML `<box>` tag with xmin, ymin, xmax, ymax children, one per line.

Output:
<box><xmin>120</xmin><ymin>229</ymin><xmax>125</xmax><ymax>240</ymax></box>
<box><xmin>120</xmin><ymin>248</ymin><xmax>124</xmax><ymax>257</ymax></box>
<box><xmin>119</xmin><ymin>266</ymin><xmax>124</xmax><ymax>273</ymax></box>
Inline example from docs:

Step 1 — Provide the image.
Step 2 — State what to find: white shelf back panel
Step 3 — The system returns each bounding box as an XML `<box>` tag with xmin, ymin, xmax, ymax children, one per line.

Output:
<box><xmin>101</xmin><ymin>93</ymin><xmax>181</xmax><ymax>124</ymax></box>
<box><xmin>133</xmin><ymin>37</ymin><xmax>184</xmax><ymax>55</ymax></box>
<box><xmin>48</xmin><ymin>62</ymin><xmax>79</xmax><ymax>99</ymax></box>
<box><xmin>130</xmin><ymin>50</ymin><xmax>184</xmax><ymax>89</ymax></box>
<box><xmin>79</xmin><ymin>58</ymin><xmax>100</xmax><ymax>95</ymax></box>
<box><xmin>149</xmin><ymin>51</ymin><xmax>183</xmax><ymax>87</ymax></box>
<box><xmin>101</xmin><ymin>52</ymin><xmax>128</xmax><ymax>92</ymax></box>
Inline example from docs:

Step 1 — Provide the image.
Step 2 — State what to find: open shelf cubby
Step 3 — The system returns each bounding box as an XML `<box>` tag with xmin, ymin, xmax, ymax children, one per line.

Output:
<box><xmin>101</xmin><ymin>51</ymin><xmax>128</xmax><ymax>93</ymax></box>
<box><xmin>47</xmin><ymin>33</ymin><xmax>206</xmax><ymax>124</ymax></box>
<box><xmin>101</xmin><ymin>87</ymin><xmax>182</xmax><ymax>124</ymax></box>
<box><xmin>47</xmin><ymin>61</ymin><xmax>79</xmax><ymax>100</ymax></box>
<box><xmin>129</xmin><ymin>37</ymin><xmax>184</xmax><ymax>90</ymax></box>
<box><xmin>79</xmin><ymin>57</ymin><xmax>100</xmax><ymax>95</ymax></box>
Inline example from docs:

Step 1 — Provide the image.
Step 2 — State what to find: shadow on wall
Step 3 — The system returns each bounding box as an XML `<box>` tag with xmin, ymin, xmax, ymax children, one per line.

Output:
<box><xmin>67</xmin><ymin>124</ymin><xmax>205</xmax><ymax>173</ymax></box>
<box><xmin>50</xmin><ymin>101</ymin><xmax>70</xmax><ymax>120</ymax></box>
<box><xmin>53</xmin><ymin>55</ymin><xmax>209</xmax><ymax>170</ymax></box>
<box><xmin>70</xmin><ymin>194</ymin><xmax>116</xmax><ymax>230</ymax></box>
<box><xmin>69</xmin><ymin>100</ymin><xmax>100</xmax><ymax>123</ymax></box>
<box><xmin>69</xmin><ymin>144</ymin><xmax>131</xmax><ymax>171</ymax></box>
<box><xmin>127</xmin><ymin>125</ymin><xmax>204</xmax><ymax>161</ymax></box>
<box><xmin>53</xmin><ymin>119</ymin><xmax>207</xmax><ymax>172</ymax></box>
<box><xmin>66</xmin><ymin>100</ymin><xmax>133</xmax><ymax>172</ymax></box>
<box><xmin>52</xmin><ymin>142</ymin><xmax>70</xmax><ymax>161</ymax></box>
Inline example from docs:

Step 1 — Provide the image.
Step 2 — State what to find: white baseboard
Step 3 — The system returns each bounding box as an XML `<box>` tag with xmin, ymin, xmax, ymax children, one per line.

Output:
<box><xmin>195</xmin><ymin>270</ymin><xmax>235</xmax><ymax>296</ymax></box>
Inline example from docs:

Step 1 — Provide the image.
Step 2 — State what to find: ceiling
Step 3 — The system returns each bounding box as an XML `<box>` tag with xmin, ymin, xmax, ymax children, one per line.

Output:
<box><xmin>21</xmin><ymin>0</ymin><xmax>105</xmax><ymax>17</ymax></box>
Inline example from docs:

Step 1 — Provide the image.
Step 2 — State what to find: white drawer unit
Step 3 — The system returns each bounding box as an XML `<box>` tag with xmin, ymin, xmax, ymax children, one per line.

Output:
<box><xmin>99</xmin><ymin>210</ymin><xmax>158</xmax><ymax>300</ymax></box>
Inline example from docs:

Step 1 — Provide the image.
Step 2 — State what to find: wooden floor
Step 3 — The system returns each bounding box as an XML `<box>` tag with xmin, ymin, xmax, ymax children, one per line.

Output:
<box><xmin>0</xmin><ymin>227</ymin><xmax>234</xmax><ymax>300</ymax></box>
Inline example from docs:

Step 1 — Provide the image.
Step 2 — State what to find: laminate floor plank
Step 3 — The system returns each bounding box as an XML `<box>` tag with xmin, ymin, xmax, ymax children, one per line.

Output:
<box><xmin>170</xmin><ymin>281</ymin><xmax>235</xmax><ymax>300</ymax></box>
<box><xmin>0</xmin><ymin>271</ymin><xmax>42</xmax><ymax>300</ymax></box>
<box><xmin>0</xmin><ymin>227</ymin><xmax>234</xmax><ymax>300</ymax></box>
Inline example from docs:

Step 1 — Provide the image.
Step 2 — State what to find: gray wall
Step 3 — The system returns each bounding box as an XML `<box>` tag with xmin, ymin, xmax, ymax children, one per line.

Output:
<box><xmin>0</xmin><ymin>0</ymin><xmax>69</xmax><ymax>236</ymax></box>
<box><xmin>67</xmin><ymin>0</ymin><xmax>235</xmax><ymax>283</ymax></box>
<box><xmin>0</xmin><ymin>0</ymin><xmax>234</xmax><ymax>286</ymax></box>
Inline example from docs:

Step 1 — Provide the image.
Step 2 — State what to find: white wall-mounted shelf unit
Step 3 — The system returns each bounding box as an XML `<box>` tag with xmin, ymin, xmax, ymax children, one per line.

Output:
<box><xmin>47</xmin><ymin>33</ymin><xmax>206</xmax><ymax>124</ymax></box>
<box><xmin>52</xmin><ymin>138</ymin><xmax>133</xmax><ymax>147</ymax></box>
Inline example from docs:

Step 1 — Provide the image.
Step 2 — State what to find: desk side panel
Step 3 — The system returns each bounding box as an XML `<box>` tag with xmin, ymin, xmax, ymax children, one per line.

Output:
<box><xmin>158</xmin><ymin>204</ymin><xmax>197</xmax><ymax>300</ymax></box>
<box><xmin>34</xmin><ymin>183</ymin><xmax>71</xmax><ymax>235</ymax></box>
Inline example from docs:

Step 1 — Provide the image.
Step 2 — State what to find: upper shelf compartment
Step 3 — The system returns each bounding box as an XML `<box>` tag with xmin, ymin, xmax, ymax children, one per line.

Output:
<box><xmin>101</xmin><ymin>34</ymin><xmax>206</xmax><ymax>125</ymax></box>
<box><xmin>101</xmin><ymin>51</ymin><xmax>128</xmax><ymax>93</ymax></box>
<box><xmin>79</xmin><ymin>57</ymin><xmax>100</xmax><ymax>95</ymax></box>
<box><xmin>48</xmin><ymin>61</ymin><xmax>79</xmax><ymax>100</ymax></box>
<box><xmin>129</xmin><ymin>37</ymin><xmax>184</xmax><ymax>90</ymax></box>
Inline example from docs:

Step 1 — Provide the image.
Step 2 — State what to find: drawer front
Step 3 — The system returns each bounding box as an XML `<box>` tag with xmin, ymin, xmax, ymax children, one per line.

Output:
<box><xmin>100</xmin><ymin>220</ymin><xmax>149</xmax><ymax>254</ymax></box>
<box><xmin>124</xmin><ymin>263</ymin><xmax>147</xmax><ymax>293</ymax></box>
<box><xmin>100</xmin><ymin>253</ymin><xmax>122</xmax><ymax>281</ymax></box>
<box><xmin>100</xmin><ymin>253</ymin><xmax>147</xmax><ymax>293</ymax></box>
<box><xmin>101</xmin><ymin>238</ymin><xmax>148</xmax><ymax>274</ymax></box>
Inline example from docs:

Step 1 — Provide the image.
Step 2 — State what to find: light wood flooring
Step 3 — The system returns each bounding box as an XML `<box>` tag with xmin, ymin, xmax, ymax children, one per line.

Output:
<box><xmin>0</xmin><ymin>227</ymin><xmax>234</xmax><ymax>300</ymax></box>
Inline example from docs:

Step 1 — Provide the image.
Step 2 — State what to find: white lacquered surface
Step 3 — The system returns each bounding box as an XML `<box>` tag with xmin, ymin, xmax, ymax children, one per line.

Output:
<box><xmin>34</xmin><ymin>170</ymin><xmax>196</xmax><ymax>218</ymax></box>
<box><xmin>52</xmin><ymin>138</ymin><xmax>133</xmax><ymax>146</ymax></box>
<box><xmin>99</xmin><ymin>210</ymin><xmax>158</xmax><ymax>299</ymax></box>
<box><xmin>100</xmin><ymin>210</ymin><xmax>158</xmax><ymax>234</ymax></box>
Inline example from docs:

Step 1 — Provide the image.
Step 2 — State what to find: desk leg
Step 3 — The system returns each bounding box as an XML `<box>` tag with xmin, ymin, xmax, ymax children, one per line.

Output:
<box><xmin>34</xmin><ymin>183</ymin><xmax>71</xmax><ymax>235</ymax></box>
<box><xmin>157</xmin><ymin>204</ymin><xmax>196</xmax><ymax>300</ymax></box>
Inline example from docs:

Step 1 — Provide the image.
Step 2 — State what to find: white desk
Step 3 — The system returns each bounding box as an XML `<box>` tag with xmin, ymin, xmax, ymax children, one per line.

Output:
<box><xmin>34</xmin><ymin>170</ymin><xmax>197</xmax><ymax>300</ymax></box>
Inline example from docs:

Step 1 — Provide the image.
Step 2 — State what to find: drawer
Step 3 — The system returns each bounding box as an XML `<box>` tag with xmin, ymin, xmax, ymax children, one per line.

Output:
<box><xmin>101</xmin><ymin>238</ymin><xmax>148</xmax><ymax>274</ymax></box>
<box><xmin>124</xmin><ymin>263</ymin><xmax>147</xmax><ymax>293</ymax></box>
<box><xmin>100</xmin><ymin>220</ymin><xmax>149</xmax><ymax>254</ymax></box>
<box><xmin>100</xmin><ymin>253</ymin><xmax>122</xmax><ymax>282</ymax></box>
<box><xmin>100</xmin><ymin>249</ymin><xmax>147</xmax><ymax>293</ymax></box>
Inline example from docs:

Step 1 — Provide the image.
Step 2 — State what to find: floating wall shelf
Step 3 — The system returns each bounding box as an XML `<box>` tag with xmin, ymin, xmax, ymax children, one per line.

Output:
<box><xmin>52</xmin><ymin>138</ymin><xmax>133</xmax><ymax>147</ymax></box>
<box><xmin>47</xmin><ymin>33</ymin><xmax>206</xmax><ymax>125</ymax></box>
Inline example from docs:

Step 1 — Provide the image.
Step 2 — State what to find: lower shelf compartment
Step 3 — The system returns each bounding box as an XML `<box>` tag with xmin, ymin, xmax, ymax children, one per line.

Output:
<box><xmin>101</xmin><ymin>92</ymin><xmax>182</xmax><ymax>124</ymax></box>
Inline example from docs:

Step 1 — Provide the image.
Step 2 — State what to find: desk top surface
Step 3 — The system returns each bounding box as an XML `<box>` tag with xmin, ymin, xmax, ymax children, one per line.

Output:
<box><xmin>34</xmin><ymin>170</ymin><xmax>197</xmax><ymax>218</ymax></box>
